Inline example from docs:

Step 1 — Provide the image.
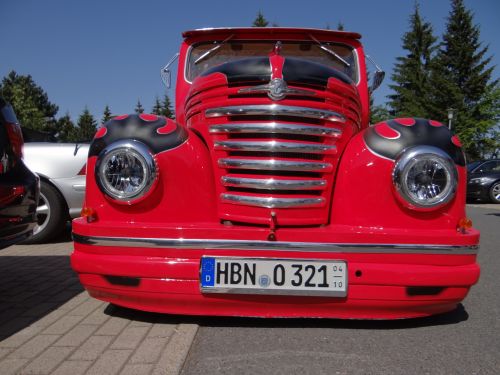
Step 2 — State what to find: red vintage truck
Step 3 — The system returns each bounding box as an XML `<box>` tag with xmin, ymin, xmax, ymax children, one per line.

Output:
<box><xmin>71</xmin><ymin>28</ymin><xmax>480</xmax><ymax>319</ymax></box>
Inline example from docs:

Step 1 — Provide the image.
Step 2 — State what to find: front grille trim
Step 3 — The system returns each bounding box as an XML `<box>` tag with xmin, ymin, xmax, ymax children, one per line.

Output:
<box><xmin>218</xmin><ymin>158</ymin><xmax>333</xmax><ymax>172</ymax></box>
<box><xmin>209</xmin><ymin>122</ymin><xmax>342</xmax><ymax>137</ymax></box>
<box><xmin>206</xmin><ymin>105</ymin><xmax>346</xmax><ymax>123</ymax></box>
<box><xmin>222</xmin><ymin>176</ymin><xmax>327</xmax><ymax>190</ymax></box>
<box><xmin>215</xmin><ymin>140</ymin><xmax>337</xmax><ymax>154</ymax></box>
<box><xmin>221</xmin><ymin>194</ymin><xmax>326</xmax><ymax>208</ymax></box>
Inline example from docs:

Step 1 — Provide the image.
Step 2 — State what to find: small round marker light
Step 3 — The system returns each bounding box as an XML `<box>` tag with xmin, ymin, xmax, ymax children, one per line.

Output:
<box><xmin>81</xmin><ymin>207</ymin><xmax>98</xmax><ymax>223</ymax></box>
<box><xmin>457</xmin><ymin>217</ymin><xmax>472</xmax><ymax>233</ymax></box>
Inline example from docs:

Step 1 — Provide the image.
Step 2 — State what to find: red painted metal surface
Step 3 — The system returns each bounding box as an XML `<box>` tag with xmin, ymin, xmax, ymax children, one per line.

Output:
<box><xmin>71</xmin><ymin>28</ymin><xmax>480</xmax><ymax>319</ymax></box>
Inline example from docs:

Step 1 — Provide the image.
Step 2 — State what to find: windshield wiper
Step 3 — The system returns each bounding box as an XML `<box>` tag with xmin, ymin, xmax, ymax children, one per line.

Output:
<box><xmin>308</xmin><ymin>34</ymin><xmax>350</xmax><ymax>67</ymax></box>
<box><xmin>194</xmin><ymin>34</ymin><xmax>235</xmax><ymax>65</ymax></box>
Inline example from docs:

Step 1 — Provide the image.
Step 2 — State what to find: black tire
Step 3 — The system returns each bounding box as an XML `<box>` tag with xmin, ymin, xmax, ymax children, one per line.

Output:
<box><xmin>22</xmin><ymin>181</ymin><xmax>67</xmax><ymax>244</ymax></box>
<box><xmin>489</xmin><ymin>181</ymin><xmax>500</xmax><ymax>204</ymax></box>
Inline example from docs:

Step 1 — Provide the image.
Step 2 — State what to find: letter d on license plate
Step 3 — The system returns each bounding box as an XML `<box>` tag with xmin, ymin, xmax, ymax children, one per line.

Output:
<box><xmin>200</xmin><ymin>257</ymin><xmax>347</xmax><ymax>297</ymax></box>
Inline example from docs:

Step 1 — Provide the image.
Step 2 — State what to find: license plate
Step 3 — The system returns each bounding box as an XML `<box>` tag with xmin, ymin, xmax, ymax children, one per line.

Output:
<box><xmin>200</xmin><ymin>257</ymin><xmax>347</xmax><ymax>297</ymax></box>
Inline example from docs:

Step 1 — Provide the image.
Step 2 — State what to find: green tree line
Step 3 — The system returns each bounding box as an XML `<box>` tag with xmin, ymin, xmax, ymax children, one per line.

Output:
<box><xmin>0</xmin><ymin>70</ymin><xmax>175</xmax><ymax>142</ymax></box>
<box><xmin>1</xmin><ymin>3</ymin><xmax>497</xmax><ymax>159</ymax></box>
<box><xmin>255</xmin><ymin>5</ymin><xmax>498</xmax><ymax>159</ymax></box>
<box><xmin>376</xmin><ymin>0</ymin><xmax>499</xmax><ymax>159</ymax></box>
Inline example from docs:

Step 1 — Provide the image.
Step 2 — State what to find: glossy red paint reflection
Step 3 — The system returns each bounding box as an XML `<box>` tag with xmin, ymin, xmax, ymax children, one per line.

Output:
<box><xmin>71</xmin><ymin>27</ymin><xmax>479</xmax><ymax>319</ymax></box>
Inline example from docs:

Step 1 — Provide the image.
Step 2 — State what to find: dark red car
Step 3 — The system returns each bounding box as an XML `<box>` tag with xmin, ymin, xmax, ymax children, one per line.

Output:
<box><xmin>0</xmin><ymin>98</ymin><xmax>39</xmax><ymax>249</ymax></box>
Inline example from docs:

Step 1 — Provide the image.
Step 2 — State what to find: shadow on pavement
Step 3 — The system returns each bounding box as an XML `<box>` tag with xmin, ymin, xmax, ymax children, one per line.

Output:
<box><xmin>0</xmin><ymin>255</ymin><xmax>83</xmax><ymax>340</ymax></box>
<box><xmin>105</xmin><ymin>302</ymin><xmax>468</xmax><ymax>330</ymax></box>
<box><xmin>46</xmin><ymin>222</ymin><xmax>73</xmax><ymax>244</ymax></box>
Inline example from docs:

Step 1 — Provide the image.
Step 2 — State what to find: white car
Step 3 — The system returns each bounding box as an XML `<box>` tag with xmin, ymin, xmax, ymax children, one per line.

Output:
<box><xmin>23</xmin><ymin>143</ymin><xmax>89</xmax><ymax>243</ymax></box>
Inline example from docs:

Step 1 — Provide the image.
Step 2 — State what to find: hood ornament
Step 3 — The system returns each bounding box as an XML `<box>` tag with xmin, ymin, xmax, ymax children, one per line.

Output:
<box><xmin>268</xmin><ymin>78</ymin><xmax>288</xmax><ymax>100</ymax></box>
<box><xmin>238</xmin><ymin>78</ymin><xmax>315</xmax><ymax>101</ymax></box>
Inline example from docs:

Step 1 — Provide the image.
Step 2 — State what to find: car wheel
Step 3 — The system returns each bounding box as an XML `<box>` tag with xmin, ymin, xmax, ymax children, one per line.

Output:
<box><xmin>22</xmin><ymin>181</ymin><xmax>67</xmax><ymax>243</ymax></box>
<box><xmin>490</xmin><ymin>181</ymin><xmax>500</xmax><ymax>204</ymax></box>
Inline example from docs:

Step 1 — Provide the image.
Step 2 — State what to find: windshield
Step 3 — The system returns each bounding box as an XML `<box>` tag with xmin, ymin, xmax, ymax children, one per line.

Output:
<box><xmin>186</xmin><ymin>40</ymin><xmax>358</xmax><ymax>83</ymax></box>
<box><xmin>467</xmin><ymin>161</ymin><xmax>481</xmax><ymax>172</ymax></box>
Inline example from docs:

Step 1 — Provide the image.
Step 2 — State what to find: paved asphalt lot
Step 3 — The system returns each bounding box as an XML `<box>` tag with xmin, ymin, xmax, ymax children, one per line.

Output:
<box><xmin>0</xmin><ymin>204</ymin><xmax>498</xmax><ymax>374</ymax></box>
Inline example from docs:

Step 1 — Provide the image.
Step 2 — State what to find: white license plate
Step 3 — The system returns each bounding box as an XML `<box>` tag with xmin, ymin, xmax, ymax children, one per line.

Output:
<box><xmin>200</xmin><ymin>257</ymin><xmax>347</xmax><ymax>297</ymax></box>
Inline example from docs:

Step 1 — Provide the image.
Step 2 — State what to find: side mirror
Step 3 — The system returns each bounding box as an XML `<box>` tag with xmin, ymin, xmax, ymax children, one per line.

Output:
<box><xmin>160</xmin><ymin>53</ymin><xmax>180</xmax><ymax>89</ymax></box>
<box><xmin>366</xmin><ymin>55</ymin><xmax>385</xmax><ymax>92</ymax></box>
<box><xmin>371</xmin><ymin>70</ymin><xmax>385</xmax><ymax>92</ymax></box>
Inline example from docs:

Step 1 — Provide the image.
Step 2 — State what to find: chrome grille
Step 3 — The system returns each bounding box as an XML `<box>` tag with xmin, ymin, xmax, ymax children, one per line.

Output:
<box><xmin>221</xmin><ymin>194</ymin><xmax>325</xmax><ymax>209</ymax></box>
<box><xmin>218</xmin><ymin>158</ymin><xmax>333</xmax><ymax>172</ymax></box>
<box><xmin>207</xmin><ymin>104</ymin><xmax>342</xmax><ymax>211</ymax></box>
<box><xmin>222</xmin><ymin>176</ymin><xmax>327</xmax><ymax>190</ymax></box>
<box><xmin>185</xmin><ymin>67</ymin><xmax>363</xmax><ymax>225</ymax></box>
<box><xmin>209</xmin><ymin>122</ymin><xmax>342</xmax><ymax>137</ymax></box>
<box><xmin>214</xmin><ymin>140</ymin><xmax>337</xmax><ymax>154</ymax></box>
<box><xmin>206</xmin><ymin>104</ymin><xmax>346</xmax><ymax>123</ymax></box>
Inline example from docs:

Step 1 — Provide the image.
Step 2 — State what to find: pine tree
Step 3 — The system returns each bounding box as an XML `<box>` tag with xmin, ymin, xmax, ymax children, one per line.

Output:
<box><xmin>429</xmin><ymin>0</ymin><xmax>497</xmax><ymax>159</ymax></box>
<box><xmin>0</xmin><ymin>71</ymin><xmax>58</xmax><ymax>132</ymax></box>
<box><xmin>252</xmin><ymin>11</ymin><xmax>269</xmax><ymax>27</ymax></box>
<box><xmin>135</xmin><ymin>99</ymin><xmax>144</xmax><ymax>114</ymax></box>
<box><xmin>56</xmin><ymin>113</ymin><xmax>76</xmax><ymax>142</ymax></box>
<box><xmin>388</xmin><ymin>5</ymin><xmax>437</xmax><ymax>118</ymax></box>
<box><xmin>161</xmin><ymin>94</ymin><xmax>175</xmax><ymax>119</ymax></box>
<box><xmin>101</xmin><ymin>105</ymin><xmax>112</xmax><ymax>124</ymax></box>
<box><xmin>151</xmin><ymin>96</ymin><xmax>163</xmax><ymax>115</ymax></box>
<box><xmin>474</xmin><ymin>85</ymin><xmax>499</xmax><ymax>158</ymax></box>
<box><xmin>76</xmin><ymin>108</ymin><xmax>97</xmax><ymax>141</ymax></box>
<box><xmin>370</xmin><ymin>104</ymin><xmax>391</xmax><ymax>125</ymax></box>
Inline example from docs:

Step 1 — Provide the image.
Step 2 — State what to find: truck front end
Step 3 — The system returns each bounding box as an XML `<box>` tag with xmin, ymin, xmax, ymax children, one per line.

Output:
<box><xmin>71</xmin><ymin>28</ymin><xmax>479</xmax><ymax>319</ymax></box>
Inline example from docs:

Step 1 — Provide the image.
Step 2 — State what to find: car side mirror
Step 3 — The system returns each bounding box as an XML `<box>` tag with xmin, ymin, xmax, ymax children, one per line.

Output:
<box><xmin>160</xmin><ymin>53</ymin><xmax>180</xmax><ymax>89</ymax></box>
<box><xmin>370</xmin><ymin>70</ymin><xmax>385</xmax><ymax>92</ymax></box>
<box><xmin>366</xmin><ymin>55</ymin><xmax>385</xmax><ymax>92</ymax></box>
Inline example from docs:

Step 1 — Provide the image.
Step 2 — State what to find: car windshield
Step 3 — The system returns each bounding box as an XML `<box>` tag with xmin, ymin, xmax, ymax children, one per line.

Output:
<box><xmin>186</xmin><ymin>40</ymin><xmax>358</xmax><ymax>83</ymax></box>
<box><xmin>467</xmin><ymin>161</ymin><xmax>481</xmax><ymax>172</ymax></box>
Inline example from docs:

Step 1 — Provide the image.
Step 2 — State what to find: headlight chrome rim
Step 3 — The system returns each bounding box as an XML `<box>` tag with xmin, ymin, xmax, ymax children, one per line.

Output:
<box><xmin>95</xmin><ymin>140</ymin><xmax>158</xmax><ymax>204</ymax></box>
<box><xmin>393</xmin><ymin>146</ymin><xmax>458</xmax><ymax>211</ymax></box>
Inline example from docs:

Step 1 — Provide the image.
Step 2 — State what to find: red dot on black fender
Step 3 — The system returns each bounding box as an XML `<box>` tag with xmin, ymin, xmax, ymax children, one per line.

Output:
<box><xmin>395</xmin><ymin>118</ymin><xmax>416</xmax><ymax>126</ymax></box>
<box><xmin>429</xmin><ymin>120</ymin><xmax>443</xmax><ymax>127</ymax></box>
<box><xmin>114</xmin><ymin>114</ymin><xmax>129</xmax><ymax>121</ymax></box>
<box><xmin>94</xmin><ymin>127</ymin><xmax>107</xmax><ymax>139</ymax></box>
<box><xmin>139</xmin><ymin>114</ymin><xmax>159</xmax><ymax>122</ymax></box>
<box><xmin>156</xmin><ymin>121</ymin><xmax>177</xmax><ymax>135</ymax></box>
<box><xmin>374</xmin><ymin>122</ymin><xmax>400</xmax><ymax>139</ymax></box>
<box><xmin>451</xmin><ymin>135</ymin><xmax>462</xmax><ymax>147</ymax></box>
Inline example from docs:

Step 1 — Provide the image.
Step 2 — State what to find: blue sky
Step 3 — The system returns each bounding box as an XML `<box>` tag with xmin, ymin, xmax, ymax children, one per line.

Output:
<box><xmin>1</xmin><ymin>0</ymin><xmax>498</xmax><ymax>123</ymax></box>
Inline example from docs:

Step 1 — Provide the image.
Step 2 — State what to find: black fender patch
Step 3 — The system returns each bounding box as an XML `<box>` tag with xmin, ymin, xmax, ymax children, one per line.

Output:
<box><xmin>89</xmin><ymin>114</ymin><xmax>187</xmax><ymax>157</ymax></box>
<box><xmin>364</xmin><ymin>118</ymin><xmax>465</xmax><ymax>166</ymax></box>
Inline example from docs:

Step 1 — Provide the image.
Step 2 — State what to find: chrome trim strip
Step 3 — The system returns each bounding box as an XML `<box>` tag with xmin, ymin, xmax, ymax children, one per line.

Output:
<box><xmin>73</xmin><ymin>233</ymin><xmax>479</xmax><ymax>255</ymax></box>
<box><xmin>222</xmin><ymin>176</ymin><xmax>326</xmax><ymax>190</ymax></box>
<box><xmin>205</xmin><ymin>105</ymin><xmax>346</xmax><ymax>123</ymax></box>
<box><xmin>214</xmin><ymin>140</ymin><xmax>336</xmax><ymax>154</ymax></box>
<box><xmin>221</xmin><ymin>194</ymin><xmax>325</xmax><ymax>208</ymax></box>
<box><xmin>218</xmin><ymin>158</ymin><xmax>333</xmax><ymax>172</ymax></box>
<box><xmin>209</xmin><ymin>122</ymin><xmax>342</xmax><ymax>137</ymax></box>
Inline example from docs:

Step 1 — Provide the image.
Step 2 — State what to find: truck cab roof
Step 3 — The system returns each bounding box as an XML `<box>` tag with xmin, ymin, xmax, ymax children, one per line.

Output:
<box><xmin>182</xmin><ymin>27</ymin><xmax>362</xmax><ymax>41</ymax></box>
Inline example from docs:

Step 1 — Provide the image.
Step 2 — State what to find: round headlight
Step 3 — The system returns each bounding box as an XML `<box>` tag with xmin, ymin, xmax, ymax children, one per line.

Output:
<box><xmin>95</xmin><ymin>140</ymin><xmax>157</xmax><ymax>203</ymax></box>
<box><xmin>392</xmin><ymin>146</ymin><xmax>457</xmax><ymax>210</ymax></box>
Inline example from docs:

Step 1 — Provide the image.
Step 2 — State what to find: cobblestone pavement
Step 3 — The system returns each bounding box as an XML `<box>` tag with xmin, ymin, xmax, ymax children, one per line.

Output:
<box><xmin>0</xmin><ymin>236</ymin><xmax>198</xmax><ymax>375</ymax></box>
